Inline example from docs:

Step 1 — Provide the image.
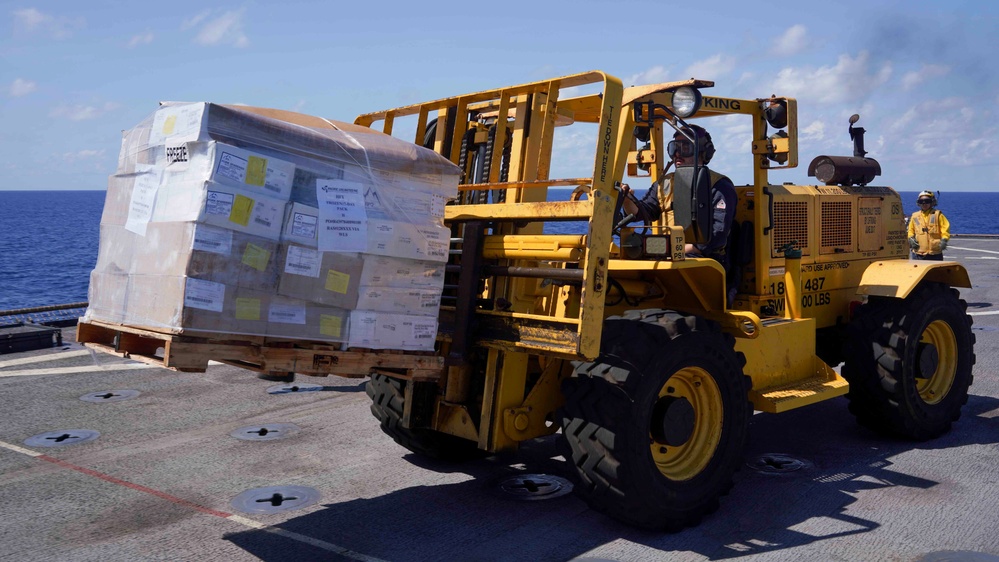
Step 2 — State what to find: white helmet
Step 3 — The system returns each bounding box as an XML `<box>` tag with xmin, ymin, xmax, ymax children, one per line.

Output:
<box><xmin>916</xmin><ymin>190</ymin><xmax>936</xmax><ymax>206</ymax></box>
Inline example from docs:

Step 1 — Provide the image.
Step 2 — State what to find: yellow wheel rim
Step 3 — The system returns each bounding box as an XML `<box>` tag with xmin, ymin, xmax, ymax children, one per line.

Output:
<box><xmin>916</xmin><ymin>319</ymin><xmax>957</xmax><ymax>405</ymax></box>
<box><xmin>650</xmin><ymin>366</ymin><xmax>723</xmax><ymax>481</ymax></box>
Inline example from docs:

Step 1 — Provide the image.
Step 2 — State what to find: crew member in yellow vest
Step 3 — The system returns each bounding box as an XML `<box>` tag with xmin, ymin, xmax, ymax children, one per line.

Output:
<box><xmin>907</xmin><ymin>190</ymin><xmax>951</xmax><ymax>261</ymax></box>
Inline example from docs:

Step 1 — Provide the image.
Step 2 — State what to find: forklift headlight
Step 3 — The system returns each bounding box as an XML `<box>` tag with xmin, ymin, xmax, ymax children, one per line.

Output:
<box><xmin>672</xmin><ymin>87</ymin><xmax>702</xmax><ymax>118</ymax></box>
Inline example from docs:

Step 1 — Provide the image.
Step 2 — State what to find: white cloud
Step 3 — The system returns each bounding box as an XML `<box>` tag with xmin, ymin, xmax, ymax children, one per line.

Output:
<box><xmin>772</xmin><ymin>51</ymin><xmax>892</xmax><ymax>104</ymax></box>
<box><xmin>191</xmin><ymin>9</ymin><xmax>249</xmax><ymax>48</ymax></box>
<box><xmin>181</xmin><ymin>11</ymin><xmax>211</xmax><ymax>30</ymax></box>
<box><xmin>626</xmin><ymin>66</ymin><xmax>669</xmax><ymax>86</ymax></box>
<box><xmin>800</xmin><ymin>120</ymin><xmax>826</xmax><ymax>141</ymax></box>
<box><xmin>772</xmin><ymin>25</ymin><xmax>809</xmax><ymax>57</ymax></box>
<box><xmin>62</xmin><ymin>149</ymin><xmax>106</xmax><ymax>162</ymax></box>
<box><xmin>12</xmin><ymin>8</ymin><xmax>83</xmax><ymax>39</ymax></box>
<box><xmin>683</xmin><ymin>54</ymin><xmax>736</xmax><ymax>81</ymax></box>
<box><xmin>49</xmin><ymin>102</ymin><xmax>119</xmax><ymax>121</ymax></box>
<box><xmin>9</xmin><ymin>78</ymin><xmax>37</xmax><ymax>97</ymax></box>
<box><xmin>128</xmin><ymin>32</ymin><xmax>154</xmax><ymax>48</ymax></box>
<box><xmin>12</xmin><ymin>8</ymin><xmax>47</xmax><ymax>30</ymax></box>
<box><xmin>901</xmin><ymin>64</ymin><xmax>950</xmax><ymax>90</ymax></box>
<box><xmin>878</xmin><ymin>98</ymin><xmax>997</xmax><ymax>167</ymax></box>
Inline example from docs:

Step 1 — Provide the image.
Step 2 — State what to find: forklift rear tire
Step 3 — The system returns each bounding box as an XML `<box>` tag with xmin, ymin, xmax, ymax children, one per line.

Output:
<box><xmin>558</xmin><ymin>311</ymin><xmax>752</xmax><ymax>531</ymax></box>
<box><xmin>843</xmin><ymin>282</ymin><xmax>976</xmax><ymax>440</ymax></box>
<box><xmin>366</xmin><ymin>373</ymin><xmax>485</xmax><ymax>462</ymax></box>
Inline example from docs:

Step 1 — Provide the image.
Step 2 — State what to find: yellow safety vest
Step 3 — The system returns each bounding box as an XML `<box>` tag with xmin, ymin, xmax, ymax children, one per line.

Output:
<box><xmin>910</xmin><ymin>209</ymin><xmax>944</xmax><ymax>255</ymax></box>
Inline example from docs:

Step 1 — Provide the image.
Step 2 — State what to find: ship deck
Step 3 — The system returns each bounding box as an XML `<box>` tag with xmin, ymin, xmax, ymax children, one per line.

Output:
<box><xmin>1</xmin><ymin>237</ymin><xmax>998</xmax><ymax>562</ymax></box>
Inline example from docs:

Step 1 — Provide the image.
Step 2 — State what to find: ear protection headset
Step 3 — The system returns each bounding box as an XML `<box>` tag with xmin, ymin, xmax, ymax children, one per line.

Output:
<box><xmin>669</xmin><ymin>124</ymin><xmax>715</xmax><ymax>164</ymax></box>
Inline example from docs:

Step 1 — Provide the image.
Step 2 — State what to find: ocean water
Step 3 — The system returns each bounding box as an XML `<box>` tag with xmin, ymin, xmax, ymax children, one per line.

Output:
<box><xmin>1</xmin><ymin>189</ymin><xmax>996</xmax><ymax>311</ymax></box>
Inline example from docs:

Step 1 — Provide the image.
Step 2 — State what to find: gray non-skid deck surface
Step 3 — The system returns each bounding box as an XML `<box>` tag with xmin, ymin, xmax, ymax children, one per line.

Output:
<box><xmin>1</xmin><ymin>240</ymin><xmax>998</xmax><ymax>562</ymax></box>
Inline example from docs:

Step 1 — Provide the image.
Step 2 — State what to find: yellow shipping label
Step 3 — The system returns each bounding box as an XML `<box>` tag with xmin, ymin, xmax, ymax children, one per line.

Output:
<box><xmin>235</xmin><ymin>298</ymin><xmax>261</xmax><ymax>320</ymax></box>
<box><xmin>320</xmin><ymin>314</ymin><xmax>342</xmax><ymax>337</ymax></box>
<box><xmin>241</xmin><ymin>243</ymin><xmax>271</xmax><ymax>272</ymax></box>
<box><xmin>325</xmin><ymin>270</ymin><xmax>350</xmax><ymax>294</ymax></box>
<box><xmin>246</xmin><ymin>156</ymin><xmax>267</xmax><ymax>186</ymax></box>
<box><xmin>229</xmin><ymin>194</ymin><xmax>255</xmax><ymax>226</ymax></box>
<box><xmin>162</xmin><ymin>115</ymin><xmax>176</xmax><ymax>135</ymax></box>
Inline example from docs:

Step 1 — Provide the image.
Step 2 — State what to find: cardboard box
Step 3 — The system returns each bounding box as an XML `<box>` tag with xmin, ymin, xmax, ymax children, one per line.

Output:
<box><xmin>95</xmin><ymin>223</ymin><xmax>279</xmax><ymax>292</ymax></box>
<box><xmin>364</xmin><ymin>184</ymin><xmax>447</xmax><ymax>224</ymax></box>
<box><xmin>366</xmin><ymin>220</ymin><xmax>450</xmax><ymax>262</ymax></box>
<box><xmin>347</xmin><ymin>311</ymin><xmax>437</xmax><ymax>351</ymax></box>
<box><xmin>276</xmin><ymin>244</ymin><xmax>362</xmax><ymax>308</ymax></box>
<box><xmin>159</xmin><ymin>141</ymin><xmax>294</xmax><ymax>200</ymax></box>
<box><xmin>355</xmin><ymin>286</ymin><xmax>441</xmax><ymax>317</ymax></box>
<box><xmin>281</xmin><ymin>202</ymin><xmax>320</xmax><ymax>247</ymax></box>
<box><xmin>358</xmin><ymin>255</ymin><xmax>446</xmax><ymax>290</ymax></box>
<box><xmin>266</xmin><ymin>296</ymin><xmax>349</xmax><ymax>342</ymax></box>
<box><xmin>149</xmin><ymin>181</ymin><xmax>285</xmax><ymax>240</ymax></box>
<box><xmin>84</xmin><ymin>271</ymin><xmax>129</xmax><ymax>325</ymax></box>
<box><xmin>123</xmin><ymin>275</ymin><xmax>227</xmax><ymax>334</ymax></box>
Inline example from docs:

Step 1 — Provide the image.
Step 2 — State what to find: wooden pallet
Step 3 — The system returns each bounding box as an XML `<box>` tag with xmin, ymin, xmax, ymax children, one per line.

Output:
<box><xmin>76</xmin><ymin>319</ymin><xmax>444</xmax><ymax>380</ymax></box>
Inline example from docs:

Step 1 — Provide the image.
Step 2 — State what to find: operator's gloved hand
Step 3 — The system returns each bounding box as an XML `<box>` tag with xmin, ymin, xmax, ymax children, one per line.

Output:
<box><xmin>909</xmin><ymin>237</ymin><xmax>919</xmax><ymax>249</ymax></box>
<box><xmin>940</xmin><ymin>238</ymin><xmax>948</xmax><ymax>251</ymax></box>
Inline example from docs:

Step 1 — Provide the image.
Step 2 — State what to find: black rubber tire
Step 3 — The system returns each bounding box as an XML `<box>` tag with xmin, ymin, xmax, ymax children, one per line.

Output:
<box><xmin>366</xmin><ymin>373</ymin><xmax>484</xmax><ymax>462</ymax></box>
<box><xmin>842</xmin><ymin>283</ymin><xmax>976</xmax><ymax>440</ymax></box>
<box><xmin>557</xmin><ymin>310</ymin><xmax>752</xmax><ymax>531</ymax></box>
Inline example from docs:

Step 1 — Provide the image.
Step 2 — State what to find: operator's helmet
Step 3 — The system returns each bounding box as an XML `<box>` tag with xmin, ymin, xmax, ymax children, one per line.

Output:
<box><xmin>916</xmin><ymin>190</ymin><xmax>937</xmax><ymax>206</ymax></box>
<box><xmin>668</xmin><ymin>124</ymin><xmax>716</xmax><ymax>164</ymax></box>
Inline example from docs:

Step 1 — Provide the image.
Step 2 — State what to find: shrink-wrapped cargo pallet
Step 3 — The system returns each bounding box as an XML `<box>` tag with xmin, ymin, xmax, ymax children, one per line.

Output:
<box><xmin>85</xmin><ymin>102</ymin><xmax>460</xmax><ymax>351</ymax></box>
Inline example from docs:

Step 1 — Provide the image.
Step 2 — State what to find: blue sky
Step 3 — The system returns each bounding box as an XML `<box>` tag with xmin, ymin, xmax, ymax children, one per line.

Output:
<box><xmin>2</xmin><ymin>0</ymin><xmax>997</xmax><ymax>191</ymax></box>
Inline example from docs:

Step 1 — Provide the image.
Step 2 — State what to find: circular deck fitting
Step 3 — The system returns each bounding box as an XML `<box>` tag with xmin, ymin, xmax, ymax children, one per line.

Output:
<box><xmin>266</xmin><ymin>383</ymin><xmax>323</xmax><ymax>395</ymax></box>
<box><xmin>79</xmin><ymin>390</ymin><xmax>141</xmax><ymax>403</ymax></box>
<box><xmin>230</xmin><ymin>485</ymin><xmax>321</xmax><ymax>514</ymax></box>
<box><xmin>747</xmin><ymin>453</ymin><xmax>811</xmax><ymax>474</ymax></box>
<box><xmin>496</xmin><ymin>474</ymin><xmax>573</xmax><ymax>501</ymax></box>
<box><xmin>230</xmin><ymin>423</ymin><xmax>301</xmax><ymax>441</ymax></box>
<box><xmin>24</xmin><ymin>429</ymin><xmax>101</xmax><ymax>448</ymax></box>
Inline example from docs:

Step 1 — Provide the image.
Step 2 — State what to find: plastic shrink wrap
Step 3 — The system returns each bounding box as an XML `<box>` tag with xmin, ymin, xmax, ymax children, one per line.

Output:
<box><xmin>86</xmin><ymin>102</ymin><xmax>460</xmax><ymax>351</ymax></box>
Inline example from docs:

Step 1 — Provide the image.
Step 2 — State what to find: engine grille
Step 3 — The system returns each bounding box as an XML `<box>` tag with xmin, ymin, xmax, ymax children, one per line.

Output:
<box><xmin>821</xmin><ymin>200</ymin><xmax>853</xmax><ymax>251</ymax></box>
<box><xmin>772</xmin><ymin>201</ymin><xmax>809</xmax><ymax>256</ymax></box>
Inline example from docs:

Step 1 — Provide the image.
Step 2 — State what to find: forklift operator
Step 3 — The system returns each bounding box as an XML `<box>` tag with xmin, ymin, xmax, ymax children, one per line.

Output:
<box><xmin>620</xmin><ymin>124</ymin><xmax>737</xmax><ymax>268</ymax></box>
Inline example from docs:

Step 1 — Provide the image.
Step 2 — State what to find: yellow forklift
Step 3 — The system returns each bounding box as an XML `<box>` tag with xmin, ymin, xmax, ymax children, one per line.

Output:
<box><xmin>353</xmin><ymin>71</ymin><xmax>975</xmax><ymax>530</ymax></box>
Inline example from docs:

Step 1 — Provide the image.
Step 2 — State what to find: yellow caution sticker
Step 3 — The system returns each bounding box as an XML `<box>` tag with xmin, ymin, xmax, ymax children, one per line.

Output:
<box><xmin>242</xmin><ymin>243</ymin><xmax>271</xmax><ymax>272</ymax></box>
<box><xmin>229</xmin><ymin>194</ymin><xmax>255</xmax><ymax>226</ymax></box>
<box><xmin>162</xmin><ymin>115</ymin><xmax>176</xmax><ymax>135</ymax></box>
<box><xmin>325</xmin><ymin>270</ymin><xmax>350</xmax><ymax>294</ymax></box>
<box><xmin>320</xmin><ymin>314</ymin><xmax>342</xmax><ymax>337</ymax></box>
<box><xmin>246</xmin><ymin>156</ymin><xmax>267</xmax><ymax>186</ymax></box>
<box><xmin>235</xmin><ymin>297</ymin><xmax>261</xmax><ymax>320</ymax></box>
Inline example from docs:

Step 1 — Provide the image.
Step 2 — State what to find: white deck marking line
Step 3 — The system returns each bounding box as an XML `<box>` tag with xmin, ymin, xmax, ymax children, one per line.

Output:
<box><xmin>0</xmin><ymin>439</ymin><xmax>388</xmax><ymax>561</ymax></box>
<box><xmin>951</xmin><ymin>245</ymin><xmax>999</xmax><ymax>255</ymax></box>
<box><xmin>0</xmin><ymin>440</ymin><xmax>43</xmax><ymax>457</ymax></box>
<box><xmin>0</xmin><ymin>362</ymin><xmax>158</xmax><ymax>378</ymax></box>
<box><xmin>0</xmin><ymin>349</ymin><xmax>92</xmax><ymax>369</ymax></box>
<box><xmin>969</xmin><ymin>310</ymin><xmax>999</xmax><ymax>316</ymax></box>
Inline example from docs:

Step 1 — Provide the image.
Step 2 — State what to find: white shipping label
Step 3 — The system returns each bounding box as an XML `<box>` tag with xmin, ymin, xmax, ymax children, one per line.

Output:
<box><xmin>192</xmin><ymin>225</ymin><xmax>233</xmax><ymax>255</ymax></box>
<box><xmin>317</xmin><ymin>180</ymin><xmax>367</xmax><ymax>252</ymax></box>
<box><xmin>184</xmin><ymin>278</ymin><xmax>225</xmax><ymax>312</ymax></box>
<box><xmin>125</xmin><ymin>165</ymin><xmax>162</xmax><ymax>236</ymax></box>
<box><xmin>269</xmin><ymin>303</ymin><xmax>307</xmax><ymax>324</ymax></box>
<box><xmin>149</xmin><ymin>104</ymin><xmax>206</xmax><ymax>145</ymax></box>
<box><xmin>250</xmin><ymin>201</ymin><xmax>280</xmax><ymax>230</ymax></box>
<box><xmin>215</xmin><ymin>150</ymin><xmax>249</xmax><ymax>184</ymax></box>
<box><xmin>349</xmin><ymin>311</ymin><xmax>378</xmax><ymax>341</ymax></box>
<box><xmin>290</xmin><ymin>210</ymin><xmax>318</xmax><ymax>239</ymax></box>
<box><xmin>411</xmin><ymin>319</ymin><xmax>437</xmax><ymax>342</ymax></box>
<box><xmin>284</xmin><ymin>246</ymin><xmax>321</xmax><ymax>278</ymax></box>
<box><xmin>206</xmin><ymin>191</ymin><xmax>234</xmax><ymax>216</ymax></box>
<box><xmin>431</xmin><ymin>194</ymin><xmax>446</xmax><ymax>218</ymax></box>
